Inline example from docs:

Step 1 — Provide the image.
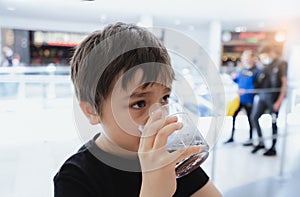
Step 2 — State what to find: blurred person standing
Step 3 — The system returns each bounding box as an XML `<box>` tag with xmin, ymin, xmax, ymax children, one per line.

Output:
<box><xmin>251</xmin><ymin>45</ymin><xmax>287</xmax><ymax>156</ymax></box>
<box><xmin>2</xmin><ymin>46</ymin><xmax>13</xmax><ymax>67</ymax></box>
<box><xmin>224</xmin><ymin>50</ymin><xmax>260</xmax><ymax>145</ymax></box>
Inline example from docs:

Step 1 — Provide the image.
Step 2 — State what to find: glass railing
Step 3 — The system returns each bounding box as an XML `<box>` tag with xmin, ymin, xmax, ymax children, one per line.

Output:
<box><xmin>0</xmin><ymin>66</ymin><xmax>71</xmax><ymax>100</ymax></box>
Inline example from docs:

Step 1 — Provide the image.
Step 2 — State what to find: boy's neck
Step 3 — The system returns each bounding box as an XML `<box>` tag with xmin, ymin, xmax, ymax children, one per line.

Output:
<box><xmin>95</xmin><ymin>133</ymin><xmax>138</xmax><ymax>159</ymax></box>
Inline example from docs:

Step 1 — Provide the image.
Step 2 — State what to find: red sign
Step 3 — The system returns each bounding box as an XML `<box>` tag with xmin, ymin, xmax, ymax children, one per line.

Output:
<box><xmin>239</xmin><ymin>32</ymin><xmax>266</xmax><ymax>40</ymax></box>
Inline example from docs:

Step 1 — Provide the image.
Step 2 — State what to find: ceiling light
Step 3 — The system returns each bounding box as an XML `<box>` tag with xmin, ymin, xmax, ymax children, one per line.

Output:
<box><xmin>235</xmin><ymin>26</ymin><xmax>247</xmax><ymax>32</ymax></box>
<box><xmin>81</xmin><ymin>0</ymin><xmax>95</xmax><ymax>2</ymax></box>
<box><xmin>275</xmin><ymin>31</ymin><xmax>286</xmax><ymax>42</ymax></box>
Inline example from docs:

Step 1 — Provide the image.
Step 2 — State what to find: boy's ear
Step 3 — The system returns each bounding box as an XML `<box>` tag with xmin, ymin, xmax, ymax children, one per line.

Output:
<box><xmin>79</xmin><ymin>102</ymin><xmax>101</xmax><ymax>125</ymax></box>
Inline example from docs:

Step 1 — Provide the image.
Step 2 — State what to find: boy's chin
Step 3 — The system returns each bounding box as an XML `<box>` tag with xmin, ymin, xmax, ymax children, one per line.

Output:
<box><xmin>118</xmin><ymin>135</ymin><xmax>141</xmax><ymax>152</ymax></box>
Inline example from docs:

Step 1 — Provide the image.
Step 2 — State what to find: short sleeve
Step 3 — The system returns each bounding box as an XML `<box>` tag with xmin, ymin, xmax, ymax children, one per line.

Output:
<box><xmin>173</xmin><ymin>167</ymin><xmax>209</xmax><ymax>197</ymax></box>
<box><xmin>279</xmin><ymin>60</ymin><xmax>288</xmax><ymax>78</ymax></box>
<box><xmin>233</xmin><ymin>71</ymin><xmax>240</xmax><ymax>83</ymax></box>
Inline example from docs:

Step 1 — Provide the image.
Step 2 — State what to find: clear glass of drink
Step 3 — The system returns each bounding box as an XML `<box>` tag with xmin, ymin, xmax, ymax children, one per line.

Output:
<box><xmin>154</xmin><ymin>103</ymin><xmax>209</xmax><ymax>178</ymax></box>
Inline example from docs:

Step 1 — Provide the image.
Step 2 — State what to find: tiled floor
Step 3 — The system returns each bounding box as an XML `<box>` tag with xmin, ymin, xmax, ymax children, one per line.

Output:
<box><xmin>223</xmin><ymin>169</ymin><xmax>300</xmax><ymax>197</ymax></box>
<box><xmin>0</xmin><ymin>98</ymin><xmax>300</xmax><ymax>197</ymax></box>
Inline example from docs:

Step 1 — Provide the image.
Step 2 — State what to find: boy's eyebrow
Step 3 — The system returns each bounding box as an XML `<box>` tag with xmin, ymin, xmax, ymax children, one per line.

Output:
<box><xmin>130</xmin><ymin>91</ymin><xmax>151</xmax><ymax>98</ymax></box>
<box><xmin>129</xmin><ymin>87</ymin><xmax>171</xmax><ymax>99</ymax></box>
<box><xmin>162</xmin><ymin>87</ymin><xmax>172</xmax><ymax>93</ymax></box>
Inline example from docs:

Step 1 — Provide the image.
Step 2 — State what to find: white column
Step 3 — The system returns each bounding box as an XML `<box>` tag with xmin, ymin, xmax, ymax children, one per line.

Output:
<box><xmin>207</xmin><ymin>21</ymin><xmax>222</xmax><ymax>182</ymax></box>
<box><xmin>284</xmin><ymin>23</ymin><xmax>300</xmax><ymax>85</ymax></box>
<box><xmin>0</xmin><ymin>25</ymin><xmax>2</xmax><ymax>65</ymax></box>
<box><xmin>278</xmin><ymin>21</ymin><xmax>300</xmax><ymax>179</ymax></box>
<box><xmin>208</xmin><ymin>21</ymin><xmax>222</xmax><ymax>70</ymax></box>
<box><xmin>288</xmin><ymin>46</ymin><xmax>300</xmax><ymax>83</ymax></box>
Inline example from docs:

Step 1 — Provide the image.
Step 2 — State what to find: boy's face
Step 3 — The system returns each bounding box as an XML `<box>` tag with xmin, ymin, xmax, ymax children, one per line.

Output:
<box><xmin>100</xmin><ymin>69</ymin><xmax>172</xmax><ymax>152</ymax></box>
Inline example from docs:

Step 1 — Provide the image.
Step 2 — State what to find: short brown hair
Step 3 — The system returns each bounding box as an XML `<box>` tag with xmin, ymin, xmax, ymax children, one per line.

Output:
<box><xmin>71</xmin><ymin>22</ymin><xmax>174</xmax><ymax>116</ymax></box>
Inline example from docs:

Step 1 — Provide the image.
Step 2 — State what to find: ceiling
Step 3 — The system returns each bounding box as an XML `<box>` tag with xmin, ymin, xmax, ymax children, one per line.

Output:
<box><xmin>0</xmin><ymin>0</ymin><xmax>299</xmax><ymax>31</ymax></box>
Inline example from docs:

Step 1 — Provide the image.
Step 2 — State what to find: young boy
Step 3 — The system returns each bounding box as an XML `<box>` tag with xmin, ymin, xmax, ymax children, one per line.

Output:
<box><xmin>54</xmin><ymin>22</ymin><xmax>222</xmax><ymax>197</ymax></box>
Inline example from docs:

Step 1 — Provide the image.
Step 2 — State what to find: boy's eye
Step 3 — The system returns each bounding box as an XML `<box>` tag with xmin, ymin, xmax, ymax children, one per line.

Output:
<box><xmin>131</xmin><ymin>100</ymin><xmax>146</xmax><ymax>109</ymax></box>
<box><xmin>161</xmin><ymin>95</ymin><xmax>170</xmax><ymax>104</ymax></box>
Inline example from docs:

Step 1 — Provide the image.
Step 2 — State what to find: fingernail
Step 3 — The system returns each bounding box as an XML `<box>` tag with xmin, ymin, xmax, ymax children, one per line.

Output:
<box><xmin>177</xmin><ymin>122</ymin><xmax>183</xmax><ymax>128</ymax></box>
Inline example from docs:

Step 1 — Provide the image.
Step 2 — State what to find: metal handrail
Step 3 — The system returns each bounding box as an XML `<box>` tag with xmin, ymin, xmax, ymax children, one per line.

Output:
<box><xmin>0</xmin><ymin>65</ymin><xmax>70</xmax><ymax>75</ymax></box>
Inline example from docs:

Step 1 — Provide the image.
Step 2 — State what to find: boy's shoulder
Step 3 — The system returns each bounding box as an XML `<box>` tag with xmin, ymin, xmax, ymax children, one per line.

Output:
<box><xmin>54</xmin><ymin>139</ymin><xmax>99</xmax><ymax>180</ymax></box>
<box><xmin>53</xmin><ymin>135</ymin><xmax>114</xmax><ymax>196</ymax></box>
<box><xmin>55</xmin><ymin>134</ymin><xmax>114</xmax><ymax>175</ymax></box>
<box><xmin>53</xmin><ymin>134</ymin><xmax>143</xmax><ymax>196</ymax></box>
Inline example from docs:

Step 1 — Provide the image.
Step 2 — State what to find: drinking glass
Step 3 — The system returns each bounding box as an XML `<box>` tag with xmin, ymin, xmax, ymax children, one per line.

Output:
<box><xmin>155</xmin><ymin>103</ymin><xmax>209</xmax><ymax>178</ymax></box>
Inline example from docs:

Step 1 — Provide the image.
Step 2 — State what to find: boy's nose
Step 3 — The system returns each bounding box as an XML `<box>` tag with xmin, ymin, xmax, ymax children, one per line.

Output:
<box><xmin>141</xmin><ymin>103</ymin><xmax>164</xmax><ymax>124</ymax></box>
<box><xmin>138</xmin><ymin>103</ymin><xmax>163</xmax><ymax>131</ymax></box>
<box><xmin>148</xmin><ymin>103</ymin><xmax>163</xmax><ymax>116</ymax></box>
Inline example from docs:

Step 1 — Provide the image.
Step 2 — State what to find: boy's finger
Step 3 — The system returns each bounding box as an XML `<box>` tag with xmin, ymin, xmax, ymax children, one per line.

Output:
<box><xmin>141</xmin><ymin>115</ymin><xmax>177</xmax><ymax>138</ymax></box>
<box><xmin>139</xmin><ymin>116</ymin><xmax>178</xmax><ymax>151</ymax></box>
<box><xmin>152</xmin><ymin>122</ymin><xmax>183</xmax><ymax>149</ymax></box>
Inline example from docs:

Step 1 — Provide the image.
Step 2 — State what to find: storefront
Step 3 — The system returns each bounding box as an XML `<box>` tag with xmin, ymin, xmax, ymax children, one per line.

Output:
<box><xmin>1</xmin><ymin>28</ymin><xmax>87</xmax><ymax>67</ymax></box>
<box><xmin>221</xmin><ymin>30</ymin><xmax>286</xmax><ymax>72</ymax></box>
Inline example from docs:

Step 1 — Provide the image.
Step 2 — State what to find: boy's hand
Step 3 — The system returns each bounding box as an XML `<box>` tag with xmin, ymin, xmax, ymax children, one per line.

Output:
<box><xmin>138</xmin><ymin>110</ymin><xmax>201</xmax><ymax>197</ymax></box>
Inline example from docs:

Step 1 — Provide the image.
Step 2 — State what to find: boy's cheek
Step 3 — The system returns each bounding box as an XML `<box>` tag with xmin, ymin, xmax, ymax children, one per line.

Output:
<box><xmin>131</xmin><ymin>112</ymin><xmax>149</xmax><ymax>125</ymax></box>
<box><xmin>114</xmin><ymin>114</ymin><xmax>142</xmax><ymax>137</ymax></box>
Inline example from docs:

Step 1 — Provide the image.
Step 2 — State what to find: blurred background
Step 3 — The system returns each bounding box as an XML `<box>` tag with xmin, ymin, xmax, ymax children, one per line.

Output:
<box><xmin>0</xmin><ymin>0</ymin><xmax>300</xmax><ymax>196</ymax></box>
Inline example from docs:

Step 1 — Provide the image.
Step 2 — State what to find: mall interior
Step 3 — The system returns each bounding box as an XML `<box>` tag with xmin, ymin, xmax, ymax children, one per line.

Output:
<box><xmin>0</xmin><ymin>0</ymin><xmax>300</xmax><ymax>196</ymax></box>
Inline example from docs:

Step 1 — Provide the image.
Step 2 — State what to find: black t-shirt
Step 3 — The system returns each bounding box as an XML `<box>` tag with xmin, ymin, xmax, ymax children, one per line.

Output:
<box><xmin>255</xmin><ymin>58</ymin><xmax>287</xmax><ymax>102</ymax></box>
<box><xmin>54</xmin><ymin>134</ymin><xmax>209</xmax><ymax>197</ymax></box>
